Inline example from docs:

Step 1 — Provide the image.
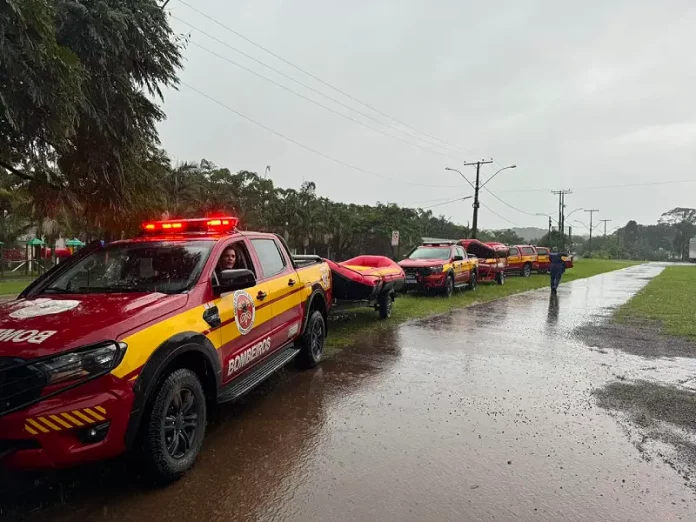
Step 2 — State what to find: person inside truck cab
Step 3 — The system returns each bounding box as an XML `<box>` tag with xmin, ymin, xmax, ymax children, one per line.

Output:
<box><xmin>213</xmin><ymin>244</ymin><xmax>255</xmax><ymax>288</ymax></box>
<box><xmin>217</xmin><ymin>246</ymin><xmax>240</xmax><ymax>271</ymax></box>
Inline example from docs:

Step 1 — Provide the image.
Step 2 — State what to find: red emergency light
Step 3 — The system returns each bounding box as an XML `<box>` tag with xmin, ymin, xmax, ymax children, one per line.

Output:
<box><xmin>141</xmin><ymin>216</ymin><xmax>239</xmax><ymax>234</ymax></box>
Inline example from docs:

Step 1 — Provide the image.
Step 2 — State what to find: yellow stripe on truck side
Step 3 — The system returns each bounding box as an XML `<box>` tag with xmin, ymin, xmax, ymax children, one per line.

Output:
<box><xmin>114</xmin><ymin>303</ymin><xmax>216</xmax><ymax>379</ymax></box>
<box><xmin>113</xmin><ymin>262</ymin><xmax>328</xmax><ymax>381</ymax></box>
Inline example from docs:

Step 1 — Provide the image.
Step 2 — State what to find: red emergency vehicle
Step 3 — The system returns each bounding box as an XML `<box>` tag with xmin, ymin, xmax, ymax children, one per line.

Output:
<box><xmin>399</xmin><ymin>241</ymin><xmax>478</xmax><ymax>296</ymax></box>
<box><xmin>504</xmin><ymin>245</ymin><xmax>538</xmax><ymax>277</ymax></box>
<box><xmin>0</xmin><ymin>217</ymin><xmax>332</xmax><ymax>481</ymax></box>
<box><xmin>458</xmin><ymin>239</ymin><xmax>506</xmax><ymax>284</ymax></box>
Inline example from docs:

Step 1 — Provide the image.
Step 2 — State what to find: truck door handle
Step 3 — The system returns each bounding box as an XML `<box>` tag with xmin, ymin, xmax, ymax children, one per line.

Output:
<box><xmin>257</xmin><ymin>291</ymin><xmax>267</xmax><ymax>301</ymax></box>
<box><xmin>288</xmin><ymin>278</ymin><xmax>296</xmax><ymax>287</ymax></box>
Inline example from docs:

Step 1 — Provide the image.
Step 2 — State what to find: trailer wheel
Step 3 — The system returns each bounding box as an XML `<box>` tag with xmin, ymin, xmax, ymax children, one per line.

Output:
<box><xmin>496</xmin><ymin>271</ymin><xmax>505</xmax><ymax>285</ymax></box>
<box><xmin>378</xmin><ymin>291</ymin><xmax>393</xmax><ymax>319</ymax></box>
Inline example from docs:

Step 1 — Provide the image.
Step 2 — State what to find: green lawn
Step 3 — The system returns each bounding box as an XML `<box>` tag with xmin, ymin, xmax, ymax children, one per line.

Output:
<box><xmin>615</xmin><ymin>265</ymin><xmax>696</xmax><ymax>339</ymax></box>
<box><xmin>327</xmin><ymin>259</ymin><xmax>642</xmax><ymax>350</ymax></box>
<box><xmin>0</xmin><ymin>276</ymin><xmax>35</xmax><ymax>297</ymax></box>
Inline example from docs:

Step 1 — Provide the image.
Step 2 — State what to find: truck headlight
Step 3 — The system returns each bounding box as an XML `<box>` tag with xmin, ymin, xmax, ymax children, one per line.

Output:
<box><xmin>432</xmin><ymin>265</ymin><xmax>444</xmax><ymax>274</ymax></box>
<box><xmin>36</xmin><ymin>342</ymin><xmax>127</xmax><ymax>385</ymax></box>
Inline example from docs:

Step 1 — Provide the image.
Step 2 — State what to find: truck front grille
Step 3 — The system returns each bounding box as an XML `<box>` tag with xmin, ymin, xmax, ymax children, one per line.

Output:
<box><xmin>0</xmin><ymin>358</ymin><xmax>47</xmax><ymax>417</ymax></box>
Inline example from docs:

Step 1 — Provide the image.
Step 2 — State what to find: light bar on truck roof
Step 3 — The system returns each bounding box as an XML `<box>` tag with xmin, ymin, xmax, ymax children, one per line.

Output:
<box><xmin>422</xmin><ymin>240</ymin><xmax>456</xmax><ymax>246</ymax></box>
<box><xmin>141</xmin><ymin>216</ymin><xmax>239</xmax><ymax>234</ymax></box>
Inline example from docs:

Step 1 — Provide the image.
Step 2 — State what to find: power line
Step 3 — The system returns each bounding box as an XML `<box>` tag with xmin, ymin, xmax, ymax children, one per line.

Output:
<box><xmin>175</xmin><ymin>0</ymin><xmax>476</xmax><ymax>157</ymax></box>
<box><xmin>181</xmin><ymin>82</ymin><xmax>464</xmax><ymax>188</ymax></box>
<box><xmin>496</xmin><ymin>179</ymin><xmax>696</xmax><ymax>194</ymax></box>
<box><xmin>480</xmin><ymin>202</ymin><xmax>519</xmax><ymax>227</ymax></box>
<box><xmin>421</xmin><ymin>196</ymin><xmax>473</xmax><ymax>210</ymax></box>
<box><xmin>482</xmin><ymin>187</ymin><xmax>538</xmax><ymax>216</ymax></box>
<box><xmin>173</xmin><ymin>15</ymin><xmax>464</xmax><ymax>158</ymax></box>
<box><xmin>402</xmin><ymin>193</ymin><xmax>472</xmax><ymax>206</ymax></box>
<box><xmin>184</xmin><ymin>38</ymin><xmax>461</xmax><ymax>161</ymax></box>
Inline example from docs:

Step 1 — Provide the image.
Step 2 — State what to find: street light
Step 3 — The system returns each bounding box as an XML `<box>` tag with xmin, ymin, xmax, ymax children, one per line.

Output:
<box><xmin>446</xmin><ymin>164</ymin><xmax>517</xmax><ymax>239</ymax></box>
<box><xmin>481</xmin><ymin>165</ymin><xmax>517</xmax><ymax>188</ymax></box>
<box><xmin>445</xmin><ymin>167</ymin><xmax>475</xmax><ymax>190</ymax></box>
<box><xmin>565</xmin><ymin>207</ymin><xmax>584</xmax><ymax>220</ymax></box>
<box><xmin>573</xmin><ymin>219</ymin><xmax>590</xmax><ymax>231</ymax></box>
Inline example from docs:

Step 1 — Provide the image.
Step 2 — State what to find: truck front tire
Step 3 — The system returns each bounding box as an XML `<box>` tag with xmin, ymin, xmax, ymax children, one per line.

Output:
<box><xmin>141</xmin><ymin>368</ymin><xmax>207</xmax><ymax>483</ymax></box>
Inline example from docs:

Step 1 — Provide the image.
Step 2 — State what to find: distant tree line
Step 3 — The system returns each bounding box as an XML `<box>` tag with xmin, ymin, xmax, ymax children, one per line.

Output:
<box><xmin>533</xmin><ymin>208</ymin><xmax>695</xmax><ymax>261</ymax></box>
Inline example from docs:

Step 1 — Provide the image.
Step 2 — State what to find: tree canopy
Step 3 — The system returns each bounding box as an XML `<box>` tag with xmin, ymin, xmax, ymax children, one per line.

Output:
<box><xmin>0</xmin><ymin>0</ymin><xmax>182</xmax><ymax>228</ymax></box>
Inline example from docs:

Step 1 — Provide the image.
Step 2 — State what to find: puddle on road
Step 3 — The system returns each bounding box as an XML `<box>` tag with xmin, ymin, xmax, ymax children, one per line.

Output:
<box><xmin>594</xmin><ymin>380</ymin><xmax>696</xmax><ymax>488</ymax></box>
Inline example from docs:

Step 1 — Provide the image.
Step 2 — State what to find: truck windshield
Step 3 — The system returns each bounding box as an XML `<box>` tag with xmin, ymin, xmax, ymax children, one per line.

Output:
<box><xmin>408</xmin><ymin>247</ymin><xmax>451</xmax><ymax>260</ymax></box>
<box><xmin>42</xmin><ymin>241</ymin><xmax>214</xmax><ymax>295</ymax></box>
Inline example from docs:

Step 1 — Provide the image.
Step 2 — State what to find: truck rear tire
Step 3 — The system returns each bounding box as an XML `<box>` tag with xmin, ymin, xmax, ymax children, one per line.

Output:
<box><xmin>141</xmin><ymin>368</ymin><xmax>207</xmax><ymax>483</ymax></box>
<box><xmin>467</xmin><ymin>271</ymin><xmax>477</xmax><ymax>290</ymax></box>
<box><xmin>297</xmin><ymin>310</ymin><xmax>325</xmax><ymax>368</ymax></box>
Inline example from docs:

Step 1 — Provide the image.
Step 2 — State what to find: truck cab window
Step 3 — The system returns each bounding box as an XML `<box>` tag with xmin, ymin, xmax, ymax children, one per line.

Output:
<box><xmin>251</xmin><ymin>238</ymin><xmax>286</xmax><ymax>278</ymax></box>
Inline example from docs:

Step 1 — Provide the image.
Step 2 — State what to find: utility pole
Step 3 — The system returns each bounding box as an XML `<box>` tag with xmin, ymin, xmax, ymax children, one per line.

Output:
<box><xmin>599</xmin><ymin>219</ymin><xmax>612</xmax><ymax>237</ymax></box>
<box><xmin>461</xmin><ymin>159</ymin><xmax>493</xmax><ymax>239</ymax></box>
<box><xmin>552</xmin><ymin>189</ymin><xmax>572</xmax><ymax>249</ymax></box>
<box><xmin>568</xmin><ymin>226</ymin><xmax>572</xmax><ymax>253</ymax></box>
<box><xmin>584</xmin><ymin>209</ymin><xmax>599</xmax><ymax>256</ymax></box>
<box><xmin>548</xmin><ymin>216</ymin><xmax>552</xmax><ymax>246</ymax></box>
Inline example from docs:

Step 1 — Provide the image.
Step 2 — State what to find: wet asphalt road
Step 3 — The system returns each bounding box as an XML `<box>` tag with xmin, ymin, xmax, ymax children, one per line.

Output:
<box><xmin>5</xmin><ymin>264</ymin><xmax>696</xmax><ymax>521</ymax></box>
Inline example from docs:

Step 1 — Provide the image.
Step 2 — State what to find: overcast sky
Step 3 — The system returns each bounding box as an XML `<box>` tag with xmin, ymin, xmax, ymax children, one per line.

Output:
<box><xmin>158</xmin><ymin>0</ymin><xmax>696</xmax><ymax>233</ymax></box>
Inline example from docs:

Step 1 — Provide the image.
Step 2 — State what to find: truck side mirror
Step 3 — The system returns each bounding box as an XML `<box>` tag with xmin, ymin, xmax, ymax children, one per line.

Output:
<box><xmin>453</xmin><ymin>255</ymin><xmax>464</xmax><ymax>261</ymax></box>
<box><xmin>215</xmin><ymin>269</ymin><xmax>256</xmax><ymax>295</ymax></box>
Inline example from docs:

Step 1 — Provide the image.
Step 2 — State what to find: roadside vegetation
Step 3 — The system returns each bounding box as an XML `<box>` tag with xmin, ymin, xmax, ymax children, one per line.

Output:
<box><xmin>0</xmin><ymin>275</ymin><xmax>35</xmax><ymax>297</ymax></box>
<box><xmin>327</xmin><ymin>259</ymin><xmax>642</xmax><ymax>350</ymax></box>
<box><xmin>615</xmin><ymin>266</ymin><xmax>696</xmax><ymax>339</ymax></box>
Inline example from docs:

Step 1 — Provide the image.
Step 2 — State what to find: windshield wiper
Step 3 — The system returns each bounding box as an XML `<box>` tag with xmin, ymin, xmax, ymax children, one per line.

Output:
<box><xmin>42</xmin><ymin>287</ymin><xmax>76</xmax><ymax>294</ymax></box>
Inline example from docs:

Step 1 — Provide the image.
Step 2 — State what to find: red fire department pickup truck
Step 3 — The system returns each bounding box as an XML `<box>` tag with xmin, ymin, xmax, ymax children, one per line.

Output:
<box><xmin>505</xmin><ymin>245</ymin><xmax>538</xmax><ymax>277</ymax></box>
<box><xmin>0</xmin><ymin>217</ymin><xmax>332</xmax><ymax>482</ymax></box>
<box><xmin>399</xmin><ymin>241</ymin><xmax>478</xmax><ymax>296</ymax></box>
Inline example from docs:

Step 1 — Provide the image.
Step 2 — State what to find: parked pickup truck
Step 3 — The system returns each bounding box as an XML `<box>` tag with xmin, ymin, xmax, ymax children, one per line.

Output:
<box><xmin>0</xmin><ymin>217</ymin><xmax>332</xmax><ymax>482</ymax></box>
<box><xmin>399</xmin><ymin>241</ymin><xmax>478</xmax><ymax>296</ymax></box>
<box><xmin>506</xmin><ymin>245</ymin><xmax>538</xmax><ymax>277</ymax></box>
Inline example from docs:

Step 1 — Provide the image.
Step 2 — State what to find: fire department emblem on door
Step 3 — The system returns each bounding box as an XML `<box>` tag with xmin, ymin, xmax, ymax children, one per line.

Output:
<box><xmin>233</xmin><ymin>290</ymin><xmax>256</xmax><ymax>335</ymax></box>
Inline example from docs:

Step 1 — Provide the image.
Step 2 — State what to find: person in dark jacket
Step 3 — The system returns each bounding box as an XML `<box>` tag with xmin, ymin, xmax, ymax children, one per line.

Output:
<box><xmin>549</xmin><ymin>246</ymin><xmax>565</xmax><ymax>292</ymax></box>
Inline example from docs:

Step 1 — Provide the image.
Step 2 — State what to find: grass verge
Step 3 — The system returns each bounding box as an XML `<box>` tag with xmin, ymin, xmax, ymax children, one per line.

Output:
<box><xmin>615</xmin><ymin>265</ymin><xmax>696</xmax><ymax>339</ymax></box>
<box><xmin>327</xmin><ymin>259</ymin><xmax>642</xmax><ymax>351</ymax></box>
<box><xmin>0</xmin><ymin>277</ymin><xmax>35</xmax><ymax>297</ymax></box>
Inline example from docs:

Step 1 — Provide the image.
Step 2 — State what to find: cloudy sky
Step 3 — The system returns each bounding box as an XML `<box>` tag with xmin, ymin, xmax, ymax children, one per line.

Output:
<box><xmin>158</xmin><ymin>0</ymin><xmax>696</xmax><ymax>233</ymax></box>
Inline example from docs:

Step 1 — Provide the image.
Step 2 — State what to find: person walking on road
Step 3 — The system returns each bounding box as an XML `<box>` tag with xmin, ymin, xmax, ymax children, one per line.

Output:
<box><xmin>549</xmin><ymin>246</ymin><xmax>565</xmax><ymax>293</ymax></box>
